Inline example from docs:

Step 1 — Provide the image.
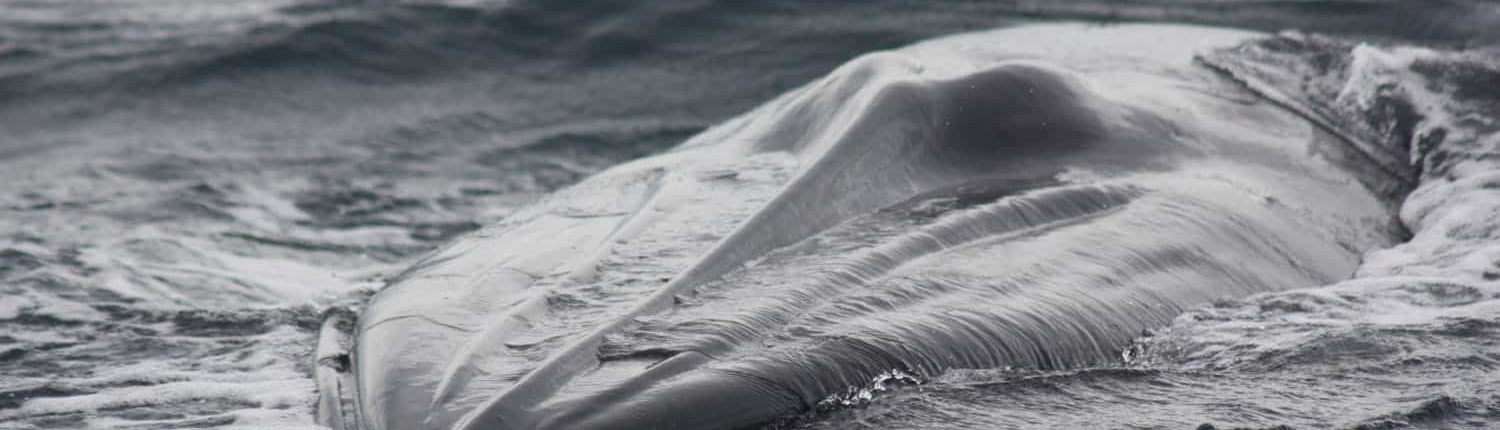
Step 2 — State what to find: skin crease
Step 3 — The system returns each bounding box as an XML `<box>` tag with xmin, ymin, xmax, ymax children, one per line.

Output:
<box><xmin>339</xmin><ymin>25</ymin><xmax>1400</xmax><ymax>430</ymax></box>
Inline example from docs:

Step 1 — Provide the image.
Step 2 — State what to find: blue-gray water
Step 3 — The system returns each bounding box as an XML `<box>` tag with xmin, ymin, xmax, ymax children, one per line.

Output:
<box><xmin>2</xmin><ymin>1</ymin><xmax>1499</xmax><ymax>429</ymax></box>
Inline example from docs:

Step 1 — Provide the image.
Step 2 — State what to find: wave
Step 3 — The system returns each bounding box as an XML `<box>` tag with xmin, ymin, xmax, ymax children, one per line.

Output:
<box><xmin>3</xmin><ymin>0</ymin><xmax>1496</xmax><ymax>105</ymax></box>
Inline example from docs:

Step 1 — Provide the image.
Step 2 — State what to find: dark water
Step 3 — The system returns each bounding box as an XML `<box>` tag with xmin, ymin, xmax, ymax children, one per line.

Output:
<box><xmin>2</xmin><ymin>1</ymin><xmax>1498</xmax><ymax>429</ymax></box>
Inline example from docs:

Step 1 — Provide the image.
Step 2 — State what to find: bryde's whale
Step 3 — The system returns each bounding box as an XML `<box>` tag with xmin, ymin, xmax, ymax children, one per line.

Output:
<box><xmin>317</xmin><ymin>24</ymin><xmax>1405</xmax><ymax>430</ymax></box>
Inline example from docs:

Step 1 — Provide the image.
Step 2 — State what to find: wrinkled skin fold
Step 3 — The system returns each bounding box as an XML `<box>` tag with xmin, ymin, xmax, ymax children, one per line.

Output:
<box><xmin>331</xmin><ymin>24</ymin><xmax>1403</xmax><ymax>430</ymax></box>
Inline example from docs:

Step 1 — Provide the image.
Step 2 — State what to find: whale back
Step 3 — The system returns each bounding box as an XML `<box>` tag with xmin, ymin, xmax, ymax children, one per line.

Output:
<box><xmin>348</xmin><ymin>24</ymin><xmax>1401</xmax><ymax>430</ymax></box>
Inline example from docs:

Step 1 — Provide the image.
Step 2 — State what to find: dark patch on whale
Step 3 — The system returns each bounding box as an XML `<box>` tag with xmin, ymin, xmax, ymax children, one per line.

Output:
<box><xmin>928</xmin><ymin>64</ymin><xmax>1106</xmax><ymax>163</ymax></box>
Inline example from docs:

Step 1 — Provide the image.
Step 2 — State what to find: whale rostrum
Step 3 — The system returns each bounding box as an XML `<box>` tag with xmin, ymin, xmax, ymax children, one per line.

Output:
<box><xmin>330</xmin><ymin>24</ymin><xmax>1404</xmax><ymax>430</ymax></box>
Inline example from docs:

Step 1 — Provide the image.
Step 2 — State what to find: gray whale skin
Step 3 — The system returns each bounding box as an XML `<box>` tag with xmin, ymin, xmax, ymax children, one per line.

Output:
<box><xmin>319</xmin><ymin>24</ymin><xmax>1403</xmax><ymax>430</ymax></box>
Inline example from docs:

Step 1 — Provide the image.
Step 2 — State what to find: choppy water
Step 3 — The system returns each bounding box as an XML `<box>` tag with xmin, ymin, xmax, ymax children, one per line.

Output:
<box><xmin>1</xmin><ymin>1</ymin><xmax>1498</xmax><ymax>429</ymax></box>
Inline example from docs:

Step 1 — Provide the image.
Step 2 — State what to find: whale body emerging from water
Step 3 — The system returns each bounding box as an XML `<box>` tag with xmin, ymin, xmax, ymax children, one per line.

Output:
<box><xmin>320</xmin><ymin>24</ymin><xmax>1405</xmax><ymax>430</ymax></box>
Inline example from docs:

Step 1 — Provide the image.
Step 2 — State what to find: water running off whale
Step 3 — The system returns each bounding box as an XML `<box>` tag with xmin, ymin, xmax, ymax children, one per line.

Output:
<box><xmin>323</xmin><ymin>24</ymin><xmax>1404</xmax><ymax>430</ymax></box>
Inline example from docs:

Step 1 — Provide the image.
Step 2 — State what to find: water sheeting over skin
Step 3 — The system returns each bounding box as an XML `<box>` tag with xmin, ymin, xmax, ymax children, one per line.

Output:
<box><xmin>345</xmin><ymin>24</ymin><xmax>1401</xmax><ymax>430</ymax></box>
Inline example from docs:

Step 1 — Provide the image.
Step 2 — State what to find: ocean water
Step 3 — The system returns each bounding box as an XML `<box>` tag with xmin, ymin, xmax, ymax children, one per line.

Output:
<box><xmin>1</xmin><ymin>1</ymin><xmax>1498</xmax><ymax>429</ymax></box>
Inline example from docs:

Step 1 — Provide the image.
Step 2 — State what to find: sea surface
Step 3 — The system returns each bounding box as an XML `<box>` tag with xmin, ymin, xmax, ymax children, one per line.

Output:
<box><xmin>2</xmin><ymin>1</ymin><xmax>1498</xmax><ymax>429</ymax></box>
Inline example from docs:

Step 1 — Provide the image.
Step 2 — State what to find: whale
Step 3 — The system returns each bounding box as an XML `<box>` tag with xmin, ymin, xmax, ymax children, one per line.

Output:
<box><xmin>318</xmin><ymin>24</ymin><xmax>1407</xmax><ymax>430</ymax></box>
